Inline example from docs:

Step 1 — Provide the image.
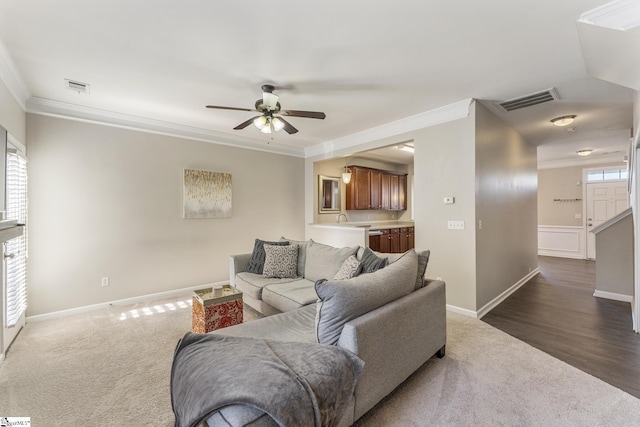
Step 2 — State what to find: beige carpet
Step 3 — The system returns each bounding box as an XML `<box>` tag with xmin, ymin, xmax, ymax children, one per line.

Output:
<box><xmin>1</xmin><ymin>294</ymin><xmax>640</xmax><ymax>426</ymax></box>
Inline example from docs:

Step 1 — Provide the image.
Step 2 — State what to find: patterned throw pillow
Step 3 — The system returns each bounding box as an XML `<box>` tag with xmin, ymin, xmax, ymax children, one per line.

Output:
<box><xmin>333</xmin><ymin>255</ymin><xmax>361</xmax><ymax>280</ymax></box>
<box><xmin>245</xmin><ymin>239</ymin><xmax>289</xmax><ymax>274</ymax></box>
<box><xmin>263</xmin><ymin>244</ymin><xmax>299</xmax><ymax>279</ymax></box>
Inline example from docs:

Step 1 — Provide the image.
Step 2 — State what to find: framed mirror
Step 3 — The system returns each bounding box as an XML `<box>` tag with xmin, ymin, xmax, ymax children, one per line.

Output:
<box><xmin>318</xmin><ymin>175</ymin><xmax>341</xmax><ymax>213</ymax></box>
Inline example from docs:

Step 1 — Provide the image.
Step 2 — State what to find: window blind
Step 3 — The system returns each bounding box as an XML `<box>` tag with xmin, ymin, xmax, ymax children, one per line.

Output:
<box><xmin>5</xmin><ymin>149</ymin><xmax>27</xmax><ymax>327</ymax></box>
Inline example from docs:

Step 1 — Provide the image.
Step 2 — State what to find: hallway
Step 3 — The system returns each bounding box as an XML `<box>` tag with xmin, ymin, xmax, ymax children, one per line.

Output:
<box><xmin>483</xmin><ymin>256</ymin><xmax>640</xmax><ymax>398</ymax></box>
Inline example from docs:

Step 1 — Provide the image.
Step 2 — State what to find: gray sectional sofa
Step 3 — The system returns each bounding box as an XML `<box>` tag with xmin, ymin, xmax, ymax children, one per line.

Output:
<box><xmin>206</xmin><ymin>238</ymin><xmax>447</xmax><ymax>426</ymax></box>
<box><xmin>230</xmin><ymin>238</ymin><xmax>430</xmax><ymax>316</ymax></box>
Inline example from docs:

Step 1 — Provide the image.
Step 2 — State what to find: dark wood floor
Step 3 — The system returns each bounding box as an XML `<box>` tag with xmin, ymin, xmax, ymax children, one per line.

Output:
<box><xmin>482</xmin><ymin>256</ymin><xmax>640</xmax><ymax>399</ymax></box>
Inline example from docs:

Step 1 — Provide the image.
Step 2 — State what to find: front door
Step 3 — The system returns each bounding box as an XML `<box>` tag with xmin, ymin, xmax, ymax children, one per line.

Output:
<box><xmin>586</xmin><ymin>181</ymin><xmax>629</xmax><ymax>259</ymax></box>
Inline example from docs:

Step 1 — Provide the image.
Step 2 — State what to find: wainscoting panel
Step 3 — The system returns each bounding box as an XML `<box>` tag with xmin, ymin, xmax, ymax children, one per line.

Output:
<box><xmin>538</xmin><ymin>226</ymin><xmax>586</xmax><ymax>259</ymax></box>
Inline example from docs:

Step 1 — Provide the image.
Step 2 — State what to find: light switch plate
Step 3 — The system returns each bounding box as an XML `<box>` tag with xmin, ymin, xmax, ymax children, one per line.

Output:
<box><xmin>447</xmin><ymin>220</ymin><xmax>464</xmax><ymax>230</ymax></box>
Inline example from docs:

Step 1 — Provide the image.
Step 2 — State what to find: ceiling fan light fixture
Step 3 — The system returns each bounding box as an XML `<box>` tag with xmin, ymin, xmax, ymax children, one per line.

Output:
<box><xmin>551</xmin><ymin>115</ymin><xmax>577</xmax><ymax>127</ymax></box>
<box><xmin>263</xmin><ymin>92</ymin><xmax>279</xmax><ymax>110</ymax></box>
<box><xmin>576</xmin><ymin>149</ymin><xmax>593</xmax><ymax>156</ymax></box>
<box><xmin>253</xmin><ymin>116</ymin><xmax>267</xmax><ymax>130</ymax></box>
<box><xmin>272</xmin><ymin>117</ymin><xmax>285</xmax><ymax>132</ymax></box>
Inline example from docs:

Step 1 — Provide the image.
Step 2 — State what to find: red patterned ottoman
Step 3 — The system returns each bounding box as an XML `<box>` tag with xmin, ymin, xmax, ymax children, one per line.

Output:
<box><xmin>192</xmin><ymin>285</ymin><xmax>243</xmax><ymax>333</ymax></box>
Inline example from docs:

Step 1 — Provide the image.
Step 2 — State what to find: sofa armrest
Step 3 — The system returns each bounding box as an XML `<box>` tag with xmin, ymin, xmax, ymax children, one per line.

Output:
<box><xmin>229</xmin><ymin>253</ymin><xmax>252</xmax><ymax>287</ymax></box>
<box><xmin>337</xmin><ymin>280</ymin><xmax>446</xmax><ymax>420</ymax></box>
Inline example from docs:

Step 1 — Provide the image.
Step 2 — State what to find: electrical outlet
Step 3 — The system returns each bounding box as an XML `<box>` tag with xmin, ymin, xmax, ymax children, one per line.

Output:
<box><xmin>101</xmin><ymin>277</ymin><xmax>109</xmax><ymax>287</ymax></box>
<box><xmin>447</xmin><ymin>220</ymin><xmax>464</xmax><ymax>230</ymax></box>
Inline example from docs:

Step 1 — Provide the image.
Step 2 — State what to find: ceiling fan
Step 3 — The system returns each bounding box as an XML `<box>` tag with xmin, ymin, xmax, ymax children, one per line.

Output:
<box><xmin>206</xmin><ymin>84</ymin><xmax>326</xmax><ymax>135</ymax></box>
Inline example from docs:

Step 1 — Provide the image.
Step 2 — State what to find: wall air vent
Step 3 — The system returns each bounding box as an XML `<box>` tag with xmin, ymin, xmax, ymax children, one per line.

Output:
<box><xmin>65</xmin><ymin>79</ymin><xmax>90</xmax><ymax>94</ymax></box>
<box><xmin>496</xmin><ymin>88</ymin><xmax>559</xmax><ymax>112</ymax></box>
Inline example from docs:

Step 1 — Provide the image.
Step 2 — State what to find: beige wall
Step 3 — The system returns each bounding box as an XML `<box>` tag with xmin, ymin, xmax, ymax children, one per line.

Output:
<box><xmin>0</xmin><ymin>79</ymin><xmax>25</xmax><ymax>143</ymax></box>
<box><xmin>538</xmin><ymin>166</ymin><xmax>585</xmax><ymax>226</ymax></box>
<box><xmin>474</xmin><ymin>103</ymin><xmax>538</xmax><ymax>309</ymax></box>
<box><xmin>413</xmin><ymin>113</ymin><xmax>478</xmax><ymax>312</ymax></box>
<box><xmin>595</xmin><ymin>213</ymin><xmax>633</xmax><ymax>297</ymax></box>
<box><xmin>26</xmin><ymin>114</ymin><xmax>305</xmax><ymax>316</ymax></box>
<box><xmin>538</xmin><ymin>163</ymin><xmax>627</xmax><ymax>226</ymax></box>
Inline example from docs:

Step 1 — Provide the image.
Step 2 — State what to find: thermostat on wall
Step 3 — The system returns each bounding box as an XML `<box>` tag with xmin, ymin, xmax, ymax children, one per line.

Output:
<box><xmin>444</xmin><ymin>197</ymin><xmax>455</xmax><ymax>204</ymax></box>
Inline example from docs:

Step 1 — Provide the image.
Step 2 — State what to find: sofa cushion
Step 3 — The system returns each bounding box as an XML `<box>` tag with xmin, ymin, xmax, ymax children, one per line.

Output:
<box><xmin>333</xmin><ymin>255</ymin><xmax>361</xmax><ymax>280</ymax></box>
<box><xmin>263</xmin><ymin>244</ymin><xmax>299</xmax><ymax>279</ymax></box>
<box><xmin>359</xmin><ymin>247</ymin><xmax>388</xmax><ymax>274</ymax></box>
<box><xmin>315</xmin><ymin>249</ymin><xmax>418</xmax><ymax>345</ymax></box>
<box><xmin>262</xmin><ymin>279</ymin><xmax>318</xmax><ymax>312</ymax></box>
<box><xmin>377</xmin><ymin>249</ymin><xmax>430</xmax><ymax>290</ymax></box>
<box><xmin>246</xmin><ymin>239</ymin><xmax>290</xmax><ymax>274</ymax></box>
<box><xmin>304</xmin><ymin>240</ymin><xmax>359</xmax><ymax>282</ymax></box>
<box><xmin>235</xmin><ymin>272</ymin><xmax>300</xmax><ymax>300</ymax></box>
<box><xmin>280</xmin><ymin>237</ymin><xmax>309</xmax><ymax>277</ymax></box>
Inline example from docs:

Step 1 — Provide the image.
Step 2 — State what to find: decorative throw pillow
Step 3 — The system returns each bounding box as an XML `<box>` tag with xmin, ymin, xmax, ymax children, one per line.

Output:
<box><xmin>376</xmin><ymin>249</ymin><xmax>430</xmax><ymax>290</ymax></box>
<box><xmin>358</xmin><ymin>247</ymin><xmax>388</xmax><ymax>274</ymax></box>
<box><xmin>414</xmin><ymin>250</ymin><xmax>430</xmax><ymax>290</ymax></box>
<box><xmin>333</xmin><ymin>255</ymin><xmax>361</xmax><ymax>280</ymax></box>
<box><xmin>245</xmin><ymin>239</ymin><xmax>289</xmax><ymax>274</ymax></box>
<box><xmin>263</xmin><ymin>244</ymin><xmax>299</xmax><ymax>279</ymax></box>
<box><xmin>304</xmin><ymin>240</ymin><xmax>359</xmax><ymax>282</ymax></box>
<box><xmin>315</xmin><ymin>250</ymin><xmax>418</xmax><ymax>345</ymax></box>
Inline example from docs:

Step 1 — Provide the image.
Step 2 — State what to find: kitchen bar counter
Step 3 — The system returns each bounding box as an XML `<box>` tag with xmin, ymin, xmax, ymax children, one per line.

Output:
<box><xmin>307</xmin><ymin>221</ymin><xmax>414</xmax><ymax>248</ymax></box>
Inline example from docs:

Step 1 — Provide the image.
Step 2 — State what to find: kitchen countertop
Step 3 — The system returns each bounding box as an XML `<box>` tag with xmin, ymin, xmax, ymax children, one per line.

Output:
<box><xmin>310</xmin><ymin>221</ymin><xmax>414</xmax><ymax>230</ymax></box>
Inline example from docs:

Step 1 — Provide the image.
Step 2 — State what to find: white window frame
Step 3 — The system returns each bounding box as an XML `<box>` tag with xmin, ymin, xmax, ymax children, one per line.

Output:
<box><xmin>4</xmin><ymin>135</ymin><xmax>27</xmax><ymax>330</ymax></box>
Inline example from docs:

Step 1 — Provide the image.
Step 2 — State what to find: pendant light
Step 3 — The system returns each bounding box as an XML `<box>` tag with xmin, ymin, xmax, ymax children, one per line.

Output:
<box><xmin>342</xmin><ymin>158</ymin><xmax>352</xmax><ymax>184</ymax></box>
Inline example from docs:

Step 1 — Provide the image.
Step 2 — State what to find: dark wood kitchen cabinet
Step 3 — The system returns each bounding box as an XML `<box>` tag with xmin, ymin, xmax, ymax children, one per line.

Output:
<box><xmin>346</xmin><ymin>165</ymin><xmax>407</xmax><ymax>211</ymax></box>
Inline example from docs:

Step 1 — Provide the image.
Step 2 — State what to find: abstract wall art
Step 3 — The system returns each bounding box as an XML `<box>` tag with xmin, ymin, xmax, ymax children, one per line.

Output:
<box><xmin>183</xmin><ymin>169</ymin><xmax>232</xmax><ymax>218</ymax></box>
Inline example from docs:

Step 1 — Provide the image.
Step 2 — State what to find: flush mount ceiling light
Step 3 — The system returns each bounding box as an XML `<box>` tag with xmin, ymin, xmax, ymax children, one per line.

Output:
<box><xmin>397</xmin><ymin>144</ymin><xmax>415</xmax><ymax>153</ymax></box>
<box><xmin>577</xmin><ymin>149</ymin><xmax>593</xmax><ymax>156</ymax></box>
<box><xmin>551</xmin><ymin>115</ymin><xmax>577</xmax><ymax>127</ymax></box>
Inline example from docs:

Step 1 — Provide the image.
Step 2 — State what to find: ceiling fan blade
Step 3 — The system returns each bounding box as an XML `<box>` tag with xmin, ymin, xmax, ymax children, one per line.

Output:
<box><xmin>281</xmin><ymin>110</ymin><xmax>326</xmax><ymax>120</ymax></box>
<box><xmin>206</xmin><ymin>105</ymin><xmax>256</xmax><ymax>112</ymax></box>
<box><xmin>276</xmin><ymin>116</ymin><xmax>298</xmax><ymax>134</ymax></box>
<box><xmin>234</xmin><ymin>116</ymin><xmax>259</xmax><ymax>130</ymax></box>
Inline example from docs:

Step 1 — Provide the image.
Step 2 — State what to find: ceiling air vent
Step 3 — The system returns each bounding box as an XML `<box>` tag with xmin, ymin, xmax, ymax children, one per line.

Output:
<box><xmin>496</xmin><ymin>88</ymin><xmax>559</xmax><ymax>112</ymax></box>
<box><xmin>65</xmin><ymin>79</ymin><xmax>90</xmax><ymax>94</ymax></box>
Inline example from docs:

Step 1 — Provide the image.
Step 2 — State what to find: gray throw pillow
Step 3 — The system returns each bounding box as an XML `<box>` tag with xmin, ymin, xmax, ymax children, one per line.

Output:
<box><xmin>374</xmin><ymin>249</ymin><xmax>430</xmax><ymax>290</ymax></box>
<box><xmin>245</xmin><ymin>239</ymin><xmax>289</xmax><ymax>274</ymax></box>
<box><xmin>315</xmin><ymin>249</ymin><xmax>418</xmax><ymax>345</ymax></box>
<box><xmin>263</xmin><ymin>244</ymin><xmax>299</xmax><ymax>279</ymax></box>
<box><xmin>304</xmin><ymin>240</ymin><xmax>359</xmax><ymax>282</ymax></box>
<box><xmin>359</xmin><ymin>247</ymin><xmax>388</xmax><ymax>274</ymax></box>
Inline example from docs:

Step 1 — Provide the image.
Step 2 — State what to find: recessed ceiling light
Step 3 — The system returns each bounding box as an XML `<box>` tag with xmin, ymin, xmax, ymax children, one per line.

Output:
<box><xmin>576</xmin><ymin>149</ymin><xmax>593</xmax><ymax>156</ymax></box>
<box><xmin>551</xmin><ymin>115</ymin><xmax>577</xmax><ymax>126</ymax></box>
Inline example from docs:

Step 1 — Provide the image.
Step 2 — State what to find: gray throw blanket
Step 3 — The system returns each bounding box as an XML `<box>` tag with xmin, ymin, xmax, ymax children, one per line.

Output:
<box><xmin>171</xmin><ymin>333</ymin><xmax>364</xmax><ymax>427</ymax></box>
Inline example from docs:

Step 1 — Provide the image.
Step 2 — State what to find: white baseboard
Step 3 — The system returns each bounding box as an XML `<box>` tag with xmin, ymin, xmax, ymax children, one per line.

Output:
<box><xmin>446</xmin><ymin>304</ymin><xmax>479</xmax><ymax>318</ymax></box>
<box><xmin>26</xmin><ymin>280</ymin><xmax>229</xmax><ymax>322</ymax></box>
<box><xmin>593</xmin><ymin>290</ymin><xmax>633</xmax><ymax>303</ymax></box>
<box><xmin>475</xmin><ymin>268</ymin><xmax>541</xmax><ymax>319</ymax></box>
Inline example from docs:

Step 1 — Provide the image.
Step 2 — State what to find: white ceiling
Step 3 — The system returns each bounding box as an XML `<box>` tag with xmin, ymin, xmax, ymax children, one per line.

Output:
<box><xmin>0</xmin><ymin>0</ymin><xmax>637</xmax><ymax>164</ymax></box>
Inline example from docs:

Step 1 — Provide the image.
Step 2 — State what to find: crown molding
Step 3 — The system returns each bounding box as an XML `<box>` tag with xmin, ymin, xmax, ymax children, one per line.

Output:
<box><xmin>538</xmin><ymin>153</ymin><xmax>627</xmax><ymax>169</ymax></box>
<box><xmin>27</xmin><ymin>97</ymin><xmax>305</xmax><ymax>158</ymax></box>
<box><xmin>305</xmin><ymin>98</ymin><xmax>473</xmax><ymax>158</ymax></box>
<box><xmin>0</xmin><ymin>40</ymin><xmax>31</xmax><ymax>110</ymax></box>
<box><xmin>579</xmin><ymin>0</ymin><xmax>640</xmax><ymax>30</ymax></box>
